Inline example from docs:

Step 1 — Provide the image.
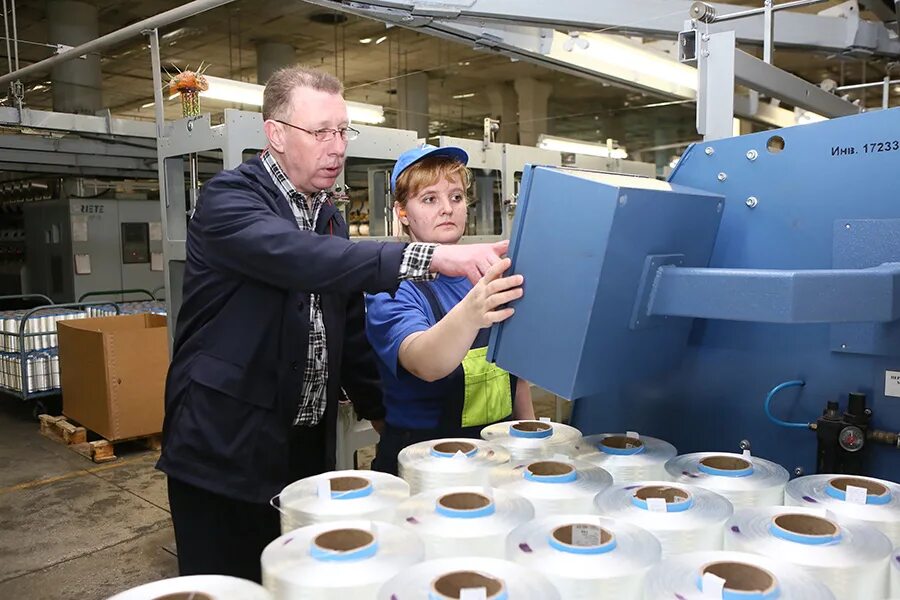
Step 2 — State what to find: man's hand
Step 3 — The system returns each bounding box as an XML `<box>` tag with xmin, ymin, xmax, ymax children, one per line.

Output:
<box><xmin>459</xmin><ymin>258</ymin><xmax>523</xmax><ymax>328</ymax></box>
<box><xmin>431</xmin><ymin>240</ymin><xmax>510</xmax><ymax>284</ymax></box>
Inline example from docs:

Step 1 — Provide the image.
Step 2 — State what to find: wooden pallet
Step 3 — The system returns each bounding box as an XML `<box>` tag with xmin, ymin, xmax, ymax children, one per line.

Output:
<box><xmin>38</xmin><ymin>415</ymin><xmax>161</xmax><ymax>463</ymax></box>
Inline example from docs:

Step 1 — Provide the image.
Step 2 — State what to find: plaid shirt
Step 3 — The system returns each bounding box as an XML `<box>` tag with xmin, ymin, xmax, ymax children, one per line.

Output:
<box><xmin>260</xmin><ymin>150</ymin><xmax>436</xmax><ymax>426</ymax></box>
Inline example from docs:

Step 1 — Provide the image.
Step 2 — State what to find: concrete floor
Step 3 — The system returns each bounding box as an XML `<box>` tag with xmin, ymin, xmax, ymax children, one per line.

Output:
<box><xmin>0</xmin><ymin>388</ymin><xmax>565</xmax><ymax>600</ymax></box>
<box><xmin>0</xmin><ymin>397</ymin><xmax>177</xmax><ymax>600</ymax></box>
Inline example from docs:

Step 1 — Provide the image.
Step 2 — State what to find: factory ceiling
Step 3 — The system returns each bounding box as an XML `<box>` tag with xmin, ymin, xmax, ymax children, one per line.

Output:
<box><xmin>2</xmin><ymin>0</ymin><xmax>898</xmax><ymax>162</ymax></box>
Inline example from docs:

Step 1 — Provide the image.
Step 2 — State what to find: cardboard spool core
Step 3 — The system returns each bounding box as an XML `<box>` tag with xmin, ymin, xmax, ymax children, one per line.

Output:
<box><xmin>702</xmin><ymin>562</ymin><xmax>777</xmax><ymax>594</ymax></box>
<box><xmin>154</xmin><ymin>595</ymin><xmax>214</xmax><ymax>600</ymax></box>
<box><xmin>526</xmin><ymin>461</ymin><xmax>574</xmax><ymax>478</ymax></box>
<box><xmin>313</xmin><ymin>528</ymin><xmax>374</xmax><ymax>553</ymax></box>
<box><xmin>829</xmin><ymin>476</ymin><xmax>887</xmax><ymax>496</ymax></box>
<box><xmin>700</xmin><ymin>456</ymin><xmax>751</xmax><ymax>472</ymax></box>
<box><xmin>601</xmin><ymin>435</ymin><xmax>644</xmax><ymax>450</ymax></box>
<box><xmin>433</xmin><ymin>441</ymin><xmax>477</xmax><ymax>455</ymax></box>
<box><xmin>635</xmin><ymin>485</ymin><xmax>689</xmax><ymax>504</ymax></box>
<box><xmin>511</xmin><ymin>421</ymin><xmax>552</xmax><ymax>433</ymax></box>
<box><xmin>328</xmin><ymin>476</ymin><xmax>370</xmax><ymax>493</ymax></box>
<box><xmin>432</xmin><ymin>571</ymin><xmax>505</xmax><ymax>599</ymax></box>
<box><xmin>552</xmin><ymin>523</ymin><xmax>613</xmax><ymax>547</ymax></box>
<box><xmin>438</xmin><ymin>492</ymin><xmax>492</xmax><ymax>511</ymax></box>
<box><xmin>773</xmin><ymin>513</ymin><xmax>838</xmax><ymax>537</ymax></box>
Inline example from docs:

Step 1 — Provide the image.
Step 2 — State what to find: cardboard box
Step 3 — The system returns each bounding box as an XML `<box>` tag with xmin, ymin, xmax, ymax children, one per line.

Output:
<box><xmin>58</xmin><ymin>313</ymin><xmax>168</xmax><ymax>441</ymax></box>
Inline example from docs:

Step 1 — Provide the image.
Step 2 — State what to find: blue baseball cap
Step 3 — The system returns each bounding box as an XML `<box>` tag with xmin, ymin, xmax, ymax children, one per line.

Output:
<box><xmin>390</xmin><ymin>144</ymin><xmax>469</xmax><ymax>194</ymax></box>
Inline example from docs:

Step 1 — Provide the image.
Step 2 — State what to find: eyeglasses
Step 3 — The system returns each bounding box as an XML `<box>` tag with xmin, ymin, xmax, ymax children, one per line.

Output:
<box><xmin>273</xmin><ymin>119</ymin><xmax>360</xmax><ymax>142</ymax></box>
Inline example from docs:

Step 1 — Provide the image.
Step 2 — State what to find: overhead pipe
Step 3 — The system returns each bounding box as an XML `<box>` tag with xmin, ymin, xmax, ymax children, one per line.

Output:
<box><xmin>0</xmin><ymin>0</ymin><xmax>236</xmax><ymax>87</ymax></box>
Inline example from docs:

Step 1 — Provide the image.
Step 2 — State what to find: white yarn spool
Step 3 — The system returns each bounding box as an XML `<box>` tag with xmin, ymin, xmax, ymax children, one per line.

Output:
<box><xmin>394</xmin><ymin>486</ymin><xmax>534</xmax><ymax>559</ymax></box>
<box><xmin>481</xmin><ymin>419</ymin><xmax>582</xmax><ymax>461</ymax></box>
<box><xmin>261</xmin><ymin>520</ymin><xmax>424</xmax><ymax>599</ymax></box>
<box><xmin>784</xmin><ymin>474</ymin><xmax>900</xmax><ymax>545</ymax></box>
<box><xmin>274</xmin><ymin>470</ymin><xmax>409</xmax><ymax>533</ymax></box>
<box><xmin>106</xmin><ymin>575</ymin><xmax>272</xmax><ymax>600</ymax></box>
<box><xmin>398</xmin><ymin>438</ymin><xmax>509</xmax><ymax>494</ymax></box>
<box><xmin>377</xmin><ymin>557</ymin><xmax>560</xmax><ymax>600</ymax></box>
<box><xmin>665</xmin><ymin>452</ymin><xmax>789</xmax><ymax>508</ymax></box>
<box><xmin>725</xmin><ymin>506</ymin><xmax>891</xmax><ymax>600</ymax></box>
<box><xmin>594</xmin><ymin>481</ymin><xmax>733</xmax><ymax>557</ymax></box>
<box><xmin>506</xmin><ymin>514</ymin><xmax>661</xmax><ymax>600</ymax></box>
<box><xmin>490</xmin><ymin>457</ymin><xmax>612</xmax><ymax>517</ymax></box>
<box><xmin>576</xmin><ymin>432</ymin><xmax>677</xmax><ymax>483</ymax></box>
<box><xmin>644</xmin><ymin>551</ymin><xmax>837</xmax><ymax>600</ymax></box>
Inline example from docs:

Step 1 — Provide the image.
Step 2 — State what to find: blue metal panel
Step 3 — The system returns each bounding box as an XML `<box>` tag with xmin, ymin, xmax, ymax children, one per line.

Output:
<box><xmin>487</xmin><ymin>167</ymin><xmax>723</xmax><ymax>399</ymax></box>
<box><xmin>570</xmin><ymin>108</ymin><xmax>900</xmax><ymax>480</ymax></box>
<box><xmin>831</xmin><ymin>219</ymin><xmax>900</xmax><ymax>357</ymax></box>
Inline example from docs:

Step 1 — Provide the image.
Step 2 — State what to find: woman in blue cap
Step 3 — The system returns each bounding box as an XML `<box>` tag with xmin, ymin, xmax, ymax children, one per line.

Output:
<box><xmin>364</xmin><ymin>144</ymin><xmax>534</xmax><ymax>474</ymax></box>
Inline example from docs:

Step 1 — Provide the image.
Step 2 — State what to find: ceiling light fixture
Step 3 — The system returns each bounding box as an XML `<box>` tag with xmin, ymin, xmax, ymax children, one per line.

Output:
<box><xmin>537</xmin><ymin>134</ymin><xmax>628</xmax><ymax>159</ymax></box>
<box><xmin>197</xmin><ymin>75</ymin><xmax>385</xmax><ymax>124</ymax></box>
<box><xmin>375</xmin><ymin>35</ymin><xmax>387</xmax><ymax>45</ymax></box>
<box><xmin>359</xmin><ymin>37</ymin><xmax>372</xmax><ymax>44</ymax></box>
<box><xmin>549</xmin><ymin>31</ymin><xmax>697</xmax><ymax>98</ymax></box>
<box><xmin>452</xmin><ymin>92</ymin><xmax>475</xmax><ymax>99</ymax></box>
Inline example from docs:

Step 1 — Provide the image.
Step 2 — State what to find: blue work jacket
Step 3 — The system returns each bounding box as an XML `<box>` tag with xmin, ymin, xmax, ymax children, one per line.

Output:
<box><xmin>157</xmin><ymin>155</ymin><xmax>404</xmax><ymax>503</ymax></box>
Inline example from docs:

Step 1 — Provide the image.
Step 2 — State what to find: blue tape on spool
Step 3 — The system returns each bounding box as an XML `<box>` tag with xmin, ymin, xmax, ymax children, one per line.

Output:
<box><xmin>309</xmin><ymin>538</ymin><xmax>378</xmax><ymax>562</ymax></box>
<box><xmin>430</xmin><ymin>445</ymin><xmax>478</xmax><ymax>459</ymax></box>
<box><xmin>825</xmin><ymin>481</ymin><xmax>892</xmax><ymax>505</ymax></box>
<box><xmin>698</xmin><ymin>460</ymin><xmax>754</xmax><ymax>478</ymax></box>
<box><xmin>548</xmin><ymin>530</ymin><xmax>617</xmax><ymax>555</ymax></box>
<box><xmin>768</xmin><ymin>521</ymin><xmax>842</xmax><ymax>546</ymax></box>
<box><xmin>509</xmin><ymin>423</ymin><xmax>553</xmax><ymax>439</ymax></box>
<box><xmin>435</xmin><ymin>498</ymin><xmax>497</xmax><ymax>519</ymax></box>
<box><xmin>695</xmin><ymin>574</ymin><xmax>780</xmax><ymax>600</ymax></box>
<box><xmin>631</xmin><ymin>494</ymin><xmax>694</xmax><ymax>513</ymax></box>
<box><xmin>330</xmin><ymin>482</ymin><xmax>374</xmax><ymax>500</ymax></box>
<box><xmin>524</xmin><ymin>466</ymin><xmax>577</xmax><ymax>484</ymax></box>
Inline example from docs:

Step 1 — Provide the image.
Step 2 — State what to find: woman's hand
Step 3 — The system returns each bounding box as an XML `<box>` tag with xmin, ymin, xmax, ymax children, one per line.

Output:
<box><xmin>460</xmin><ymin>258</ymin><xmax>524</xmax><ymax>329</ymax></box>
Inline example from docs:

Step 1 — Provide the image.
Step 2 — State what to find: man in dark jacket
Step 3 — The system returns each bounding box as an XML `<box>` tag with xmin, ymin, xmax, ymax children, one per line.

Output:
<box><xmin>156</xmin><ymin>66</ymin><xmax>512</xmax><ymax>582</ymax></box>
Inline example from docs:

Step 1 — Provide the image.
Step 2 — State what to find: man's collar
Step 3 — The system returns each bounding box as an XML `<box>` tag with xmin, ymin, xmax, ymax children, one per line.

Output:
<box><xmin>261</xmin><ymin>148</ymin><xmax>331</xmax><ymax>203</ymax></box>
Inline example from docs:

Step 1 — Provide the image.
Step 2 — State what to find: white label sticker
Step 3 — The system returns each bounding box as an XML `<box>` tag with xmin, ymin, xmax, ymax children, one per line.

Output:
<box><xmin>626</xmin><ymin>430</ymin><xmax>640</xmax><ymax>439</ymax></box>
<box><xmin>571</xmin><ymin>524</ymin><xmax>600</xmax><ymax>546</ymax></box>
<box><xmin>885</xmin><ymin>370</ymin><xmax>900</xmax><ymax>398</ymax></box>
<box><xmin>317</xmin><ymin>479</ymin><xmax>331</xmax><ymax>499</ymax></box>
<box><xmin>845</xmin><ymin>485</ymin><xmax>868</xmax><ymax>505</ymax></box>
<box><xmin>539</xmin><ymin>417</ymin><xmax>552</xmax><ymax>423</ymax></box>
<box><xmin>459</xmin><ymin>588</ymin><xmax>487</xmax><ymax>600</ymax></box>
<box><xmin>701</xmin><ymin>572</ymin><xmax>726</xmax><ymax>597</ymax></box>
<box><xmin>453</xmin><ymin>450</ymin><xmax>468</xmax><ymax>461</ymax></box>
<box><xmin>742</xmin><ymin>449</ymin><xmax>752</xmax><ymax>459</ymax></box>
<box><xmin>646</xmin><ymin>497</ymin><xmax>668</xmax><ymax>513</ymax></box>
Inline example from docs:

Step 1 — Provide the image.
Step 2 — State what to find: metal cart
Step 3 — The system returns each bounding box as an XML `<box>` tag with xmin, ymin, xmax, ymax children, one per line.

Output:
<box><xmin>0</xmin><ymin>294</ymin><xmax>122</xmax><ymax>418</ymax></box>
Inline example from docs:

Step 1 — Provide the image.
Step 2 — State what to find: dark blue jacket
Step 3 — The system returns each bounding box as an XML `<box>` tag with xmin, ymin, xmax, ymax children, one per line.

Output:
<box><xmin>157</xmin><ymin>156</ymin><xmax>405</xmax><ymax>503</ymax></box>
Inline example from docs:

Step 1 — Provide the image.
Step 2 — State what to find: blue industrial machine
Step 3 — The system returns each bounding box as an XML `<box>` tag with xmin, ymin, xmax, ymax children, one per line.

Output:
<box><xmin>489</xmin><ymin>108</ymin><xmax>900</xmax><ymax>480</ymax></box>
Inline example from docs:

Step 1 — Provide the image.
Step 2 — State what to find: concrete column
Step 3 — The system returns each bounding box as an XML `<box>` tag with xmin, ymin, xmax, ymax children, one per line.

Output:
<box><xmin>255</xmin><ymin>41</ymin><xmax>297</xmax><ymax>85</ymax></box>
<box><xmin>513</xmin><ymin>78</ymin><xmax>552</xmax><ymax>147</ymax></box>
<box><xmin>397</xmin><ymin>71</ymin><xmax>429</xmax><ymax>138</ymax></box>
<box><xmin>486</xmin><ymin>82</ymin><xmax>518</xmax><ymax>144</ymax></box>
<box><xmin>47</xmin><ymin>0</ymin><xmax>102</xmax><ymax>114</ymax></box>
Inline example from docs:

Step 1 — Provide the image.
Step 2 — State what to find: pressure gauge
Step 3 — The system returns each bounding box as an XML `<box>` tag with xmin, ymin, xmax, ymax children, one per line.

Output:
<box><xmin>838</xmin><ymin>425</ymin><xmax>865</xmax><ymax>452</ymax></box>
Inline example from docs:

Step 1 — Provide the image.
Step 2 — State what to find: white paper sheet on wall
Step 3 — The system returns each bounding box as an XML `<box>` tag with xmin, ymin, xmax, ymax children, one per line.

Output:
<box><xmin>74</xmin><ymin>253</ymin><xmax>91</xmax><ymax>275</ymax></box>
<box><xmin>71</xmin><ymin>216</ymin><xmax>88</xmax><ymax>242</ymax></box>
<box><xmin>151</xmin><ymin>252</ymin><xmax>164</xmax><ymax>272</ymax></box>
<box><xmin>149</xmin><ymin>221</ymin><xmax>162</xmax><ymax>241</ymax></box>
